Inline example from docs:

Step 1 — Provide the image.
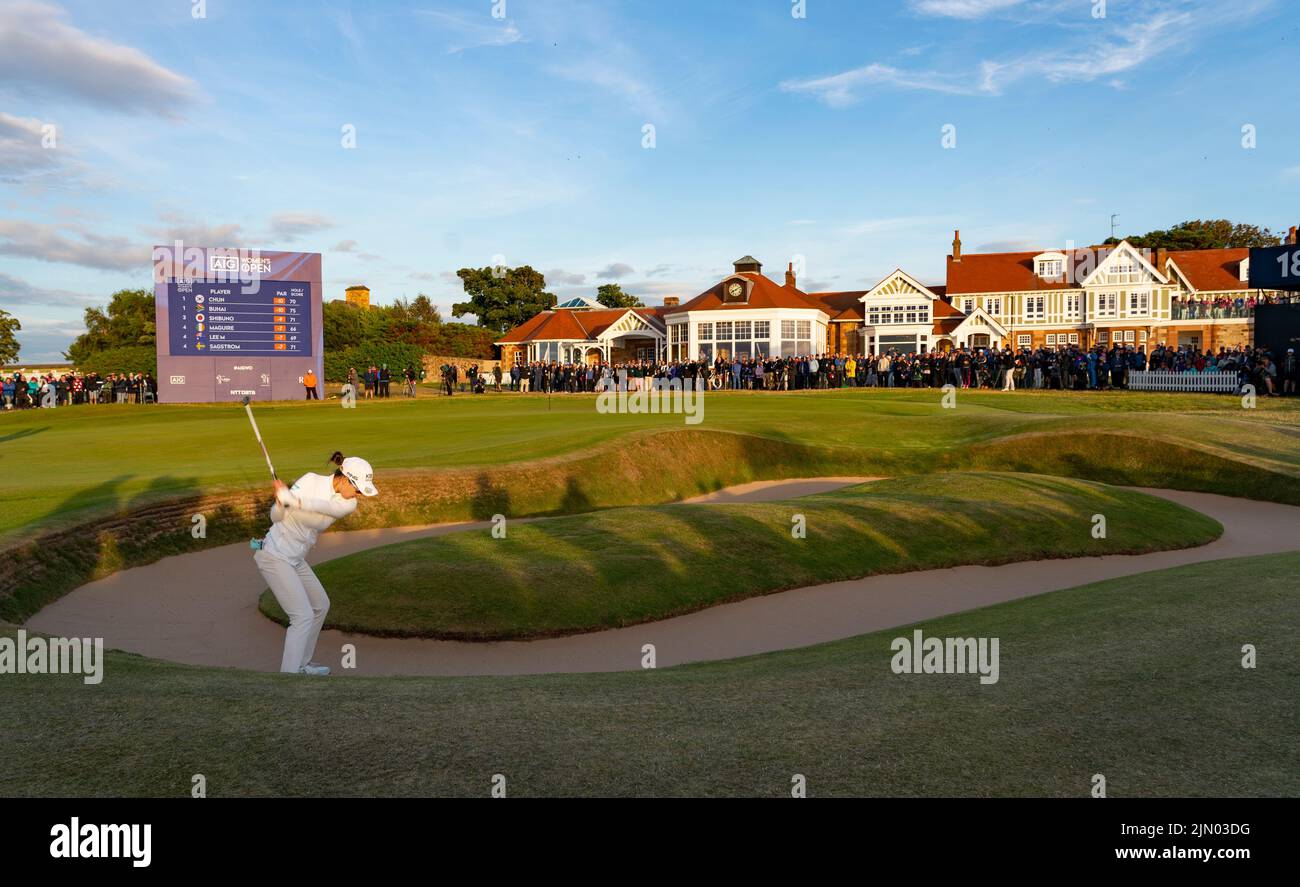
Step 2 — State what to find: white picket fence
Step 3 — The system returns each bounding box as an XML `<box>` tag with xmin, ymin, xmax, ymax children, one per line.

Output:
<box><xmin>1128</xmin><ymin>370</ymin><xmax>1241</xmax><ymax>393</ymax></box>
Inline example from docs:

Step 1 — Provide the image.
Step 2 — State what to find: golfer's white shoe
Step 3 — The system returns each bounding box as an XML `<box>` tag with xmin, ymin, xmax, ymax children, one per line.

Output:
<box><xmin>298</xmin><ymin>664</ymin><xmax>330</xmax><ymax>676</ymax></box>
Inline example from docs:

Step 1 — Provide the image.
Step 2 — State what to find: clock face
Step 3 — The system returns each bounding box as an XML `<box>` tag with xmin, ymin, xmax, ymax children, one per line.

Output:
<box><xmin>726</xmin><ymin>282</ymin><xmax>744</xmax><ymax>300</ymax></box>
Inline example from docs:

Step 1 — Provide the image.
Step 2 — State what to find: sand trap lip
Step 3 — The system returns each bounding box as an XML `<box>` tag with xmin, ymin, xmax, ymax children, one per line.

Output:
<box><xmin>24</xmin><ymin>479</ymin><xmax>1300</xmax><ymax>677</ymax></box>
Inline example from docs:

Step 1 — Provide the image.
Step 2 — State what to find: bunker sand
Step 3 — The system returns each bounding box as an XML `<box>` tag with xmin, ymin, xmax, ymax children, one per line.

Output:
<box><xmin>26</xmin><ymin>479</ymin><xmax>1300</xmax><ymax>676</ymax></box>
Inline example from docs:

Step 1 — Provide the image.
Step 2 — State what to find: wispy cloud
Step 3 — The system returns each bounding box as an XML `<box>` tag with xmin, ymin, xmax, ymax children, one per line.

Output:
<box><xmin>418</xmin><ymin>8</ymin><xmax>524</xmax><ymax>54</ymax></box>
<box><xmin>0</xmin><ymin>271</ymin><xmax>99</xmax><ymax>308</ymax></box>
<box><xmin>0</xmin><ymin>112</ymin><xmax>66</xmax><ymax>183</ymax></box>
<box><xmin>783</xmin><ymin>1</ymin><xmax>1249</xmax><ymax>105</ymax></box>
<box><xmin>147</xmin><ymin>212</ymin><xmax>245</xmax><ymax>249</ymax></box>
<box><xmin>11</xmin><ymin>315</ymin><xmax>91</xmax><ymax>363</ymax></box>
<box><xmin>546</xmin><ymin>268</ymin><xmax>587</xmax><ymax>285</ymax></box>
<box><xmin>0</xmin><ymin>0</ymin><xmax>199</xmax><ymax>117</ymax></box>
<box><xmin>266</xmin><ymin>211</ymin><xmax>335</xmax><ymax>243</ymax></box>
<box><xmin>548</xmin><ymin>59</ymin><xmax>667</xmax><ymax>121</ymax></box>
<box><xmin>0</xmin><ymin>219</ymin><xmax>143</xmax><ymax>271</ymax></box>
<box><xmin>596</xmin><ymin>262</ymin><xmax>635</xmax><ymax>280</ymax></box>
<box><xmin>909</xmin><ymin>0</ymin><xmax>1028</xmax><ymax>18</ymax></box>
<box><xmin>782</xmin><ymin>62</ymin><xmax>981</xmax><ymax>105</ymax></box>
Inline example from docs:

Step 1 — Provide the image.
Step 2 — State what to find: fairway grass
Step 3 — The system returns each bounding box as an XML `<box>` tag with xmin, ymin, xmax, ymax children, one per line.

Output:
<box><xmin>3</xmin><ymin>552</ymin><xmax>1294</xmax><ymax>797</ymax></box>
<box><xmin>2</xmin><ymin>389</ymin><xmax>1298</xmax><ymax>545</ymax></box>
<box><xmin>276</xmin><ymin>472</ymin><xmax>1223</xmax><ymax>639</ymax></box>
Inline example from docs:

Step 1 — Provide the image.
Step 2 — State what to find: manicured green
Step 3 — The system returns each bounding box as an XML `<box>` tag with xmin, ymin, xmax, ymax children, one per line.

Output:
<box><xmin>274</xmin><ymin>472</ymin><xmax>1222</xmax><ymax>639</ymax></box>
<box><xmin>4</xmin><ymin>552</ymin><xmax>1294</xmax><ymax>797</ymax></box>
<box><xmin>2</xmin><ymin>388</ymin><xmax>1298</xmax><ymax>546</ymax></box>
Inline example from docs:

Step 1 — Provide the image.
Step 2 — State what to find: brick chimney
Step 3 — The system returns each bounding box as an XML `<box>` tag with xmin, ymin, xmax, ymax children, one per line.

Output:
<box><xmin>1289</xmin><ymin>225</ymin><xmax>1297</xmax><ymax>246</ymax></box>
<box><xmin>952</xmin><ymin>229</ymin><xmax>962</xmax><ymax>263</ymax></box>
<box><xmin>663</xmin><ymin>296</ymin><xmax>680</xmax><ymax>307</ymax></box>
<box><xmin>1155</xmin><ymin>247</ymin><xmax>1168</xmax><ymax>275</ymax></box>
<box><xmin>785</xmin><ymin>261</ymin><xmax>796</xmax><ymax>288</ymax></box>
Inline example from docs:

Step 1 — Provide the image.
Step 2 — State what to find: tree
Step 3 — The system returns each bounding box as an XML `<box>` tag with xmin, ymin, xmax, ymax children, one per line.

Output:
<box><xmin>452</xmin><ymin>265</ymin><xmax>555</xmax><ymax>334</ymax></box>
<box><xmin>323</xmin><ymin>300</ymin><xmax>366</xmax><ymax>350</ymax></box>
<box><xmin>595</xmin><ymin>283</ymin><xmax>643</xmax><ymax>308</ymax></box>
<box><xmin>0</xmin><ymin>308</ymin><xmax>20</xmax><ymax>365</ymax></box>
<box><xmin>393</xmin><ymin>294</ymin><xmax>442</xmax><ymax>326</ymax></box>
<box><xmin>66</xmin><ymin>289</ymin><xmax>155</xmax><ymax>363</ymax></box>
<box><xmin>1108</xmin><ymin>219</ymin><xmax>1281</xmax><ymax>250</ymax></box>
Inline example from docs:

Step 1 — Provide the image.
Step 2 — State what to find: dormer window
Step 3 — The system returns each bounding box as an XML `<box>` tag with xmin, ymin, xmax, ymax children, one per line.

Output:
<box><xmin>1034</xmin><ymin>252</ymin><xmax>1068</xmax><ymax>280</ymax></box>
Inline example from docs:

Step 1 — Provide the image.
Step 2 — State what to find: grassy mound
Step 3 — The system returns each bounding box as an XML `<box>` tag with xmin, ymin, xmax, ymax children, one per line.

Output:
<box><xmin>265</xmin><ymin>472</ymin><xmax>1223</xmax><ymax>639</ymax></box>
<box><xmin>5</xmin><ymin>551</ymin><xmax>1296</xmax><ymax>797</ymax></box>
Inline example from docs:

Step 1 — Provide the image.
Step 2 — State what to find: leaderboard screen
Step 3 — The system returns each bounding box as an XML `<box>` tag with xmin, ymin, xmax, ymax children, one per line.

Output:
<box><xmin>166</xmin><ymin>280</ymin><xmax>313</xmax><ymax>357</ymax></box>
<box><xmin>153</xmin><ymin>247</ymin><xmax>323</xmax><ymax>403</ymax></box>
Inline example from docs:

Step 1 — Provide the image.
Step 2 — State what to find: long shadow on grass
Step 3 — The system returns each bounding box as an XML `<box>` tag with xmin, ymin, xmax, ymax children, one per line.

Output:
<box><xmin>356</xmin><ymin>478</ymin><xmax>1213</xmax><ymax>639</ymax></box>
<box><xmin>0</xmin><ymin>473</ymin><xmax>260</xmax><ymax>623</ymax></box>
<box><xmin>0</xmin><ymin>426</ymin><xmax>47</xmax><ymax>445</ymax></box>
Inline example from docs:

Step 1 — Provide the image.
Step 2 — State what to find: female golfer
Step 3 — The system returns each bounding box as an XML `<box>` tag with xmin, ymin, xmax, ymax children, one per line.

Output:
<box><xmin>254</xmin><ymin>451</ymin><xmax>378</xmax><ymax>675</ymax></box>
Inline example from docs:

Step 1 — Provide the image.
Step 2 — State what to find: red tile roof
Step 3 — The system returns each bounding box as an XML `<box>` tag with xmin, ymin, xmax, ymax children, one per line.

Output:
<box><xmin>932</xmin><ymin>299</ymin><xmax>965</xmax><ymax>319</ymax></box>
<box><xmin>946</xmin><ymin>250</ymin><xmax>1092</xmax><ymax>294</ymax></box>
<box><xmin>807</xmin><ymin>291</ymin><xmax>866</xmax><ymax>321</ymax></box>
<box><xmin>496</xmin><ymin>307</ymin><xmax>662</xmax><ymax>344</ymax></box>
<box><xmin>1165</xmin><ymin>248</ymin><xmax>1250</xmax><ymax>292</ymax></box>
<box><xmin>933</xmin><ymin>317</ymin><xmax>964</xmax><ymax>335</ymax></box>
<box><xmin>670</xmin><ymin>272</ymin><xmax>829</xmax><ymax>313</ymax></box>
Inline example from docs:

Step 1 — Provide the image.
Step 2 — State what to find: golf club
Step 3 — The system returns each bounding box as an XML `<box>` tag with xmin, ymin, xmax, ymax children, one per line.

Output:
<box><xmin>240</xmin><ymin>395</ymin><xmax>278</xmax><ymax>481</ymax></box>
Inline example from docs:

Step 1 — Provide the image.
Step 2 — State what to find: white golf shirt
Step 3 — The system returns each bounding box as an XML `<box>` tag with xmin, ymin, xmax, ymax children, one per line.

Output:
<box><xmin>262</xmin><ymin>472</ymin><xmax>357</xmax><ymax>562</ymax></box>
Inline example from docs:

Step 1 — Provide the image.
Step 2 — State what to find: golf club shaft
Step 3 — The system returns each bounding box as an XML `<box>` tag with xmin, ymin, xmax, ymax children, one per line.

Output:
<box><xmin>243</xmin><ymin>401</ymin><xmax>278</xmax><ymax>481</ymax></box>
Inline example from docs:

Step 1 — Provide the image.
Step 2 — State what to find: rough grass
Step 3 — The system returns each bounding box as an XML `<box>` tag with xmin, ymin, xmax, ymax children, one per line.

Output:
<box><xmin>3</xmin><ymin>552</ymin><xmax>1295</xmax><ymax>797</ymax></box>
<box><xmin>269</xmin><ymin>472</ymin><xmax>1223</xmax><ymax>639</ymax></box>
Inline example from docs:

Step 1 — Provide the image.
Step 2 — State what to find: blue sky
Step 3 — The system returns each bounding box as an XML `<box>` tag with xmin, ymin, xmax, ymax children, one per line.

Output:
<box><xmin>2</xmin><ymin>0</ymin><xmax>1297</xmax><ymax>360</ymax></box>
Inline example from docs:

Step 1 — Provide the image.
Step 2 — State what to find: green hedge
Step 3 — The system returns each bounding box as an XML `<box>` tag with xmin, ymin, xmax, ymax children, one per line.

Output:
<box><xmin>324</xmin><ymin>343</ymin><xmax>427</xmax><ymax>382</ymax></box>
<box><xmin>75</xmin><ymin>345</ymin><xmax>157</xmax><ymax>376</ymax></box>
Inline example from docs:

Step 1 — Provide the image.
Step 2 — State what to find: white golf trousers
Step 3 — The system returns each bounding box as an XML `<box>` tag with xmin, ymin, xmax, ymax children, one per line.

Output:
<box><xmin>254</xmin><ymin>548</ymin><xmax>330</xmax><ymax>673</ymax></box>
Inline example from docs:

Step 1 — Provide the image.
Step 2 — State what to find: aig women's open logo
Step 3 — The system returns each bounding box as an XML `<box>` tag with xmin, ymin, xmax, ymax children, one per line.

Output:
<box><xmin>595</xmin><ymin>378</ymin><xmax>705</xmax><ymax>424</ymax></box>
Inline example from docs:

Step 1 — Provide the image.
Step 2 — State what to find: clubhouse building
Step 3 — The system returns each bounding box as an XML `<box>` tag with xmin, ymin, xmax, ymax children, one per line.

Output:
<box><xmin>497</xmin><ymin>229</ymin><xmax>1295</xmax><ymax>364</ymax></box>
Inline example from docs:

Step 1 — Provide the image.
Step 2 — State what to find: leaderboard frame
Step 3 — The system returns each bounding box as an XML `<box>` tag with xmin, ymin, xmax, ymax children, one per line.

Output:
<box><xmin>152</xmin><ymin>246</ymin><xmax>323</xmax><ymax>403</ymax></box>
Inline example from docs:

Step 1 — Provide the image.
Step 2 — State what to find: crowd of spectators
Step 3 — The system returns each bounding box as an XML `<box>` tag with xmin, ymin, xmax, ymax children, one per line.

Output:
<box><xmin>500</xmin><ymin>343</ymin><xmax>1297</xmax><ymax>397</ymax></box>
<box><xmin>7</xmin><ymin>342</ymin><xmax>1295</xmax><ymax>410</ymax></box>
<box><xmin>1171</xmin><ymin>292</ymin><xmax>1297</xmax><ymax>320</ymax></box>
<box><xmin>3</xmin><ymin>371</ymin><xmax>156</xmax><ymax>409</ymax></box>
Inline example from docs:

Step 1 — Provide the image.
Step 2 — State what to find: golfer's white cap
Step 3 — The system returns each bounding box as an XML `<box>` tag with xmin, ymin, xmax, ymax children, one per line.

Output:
<box><xmin>340</xmin><ymin>456</ymin><xmax>378</xmax><ymax>496</ymax></box>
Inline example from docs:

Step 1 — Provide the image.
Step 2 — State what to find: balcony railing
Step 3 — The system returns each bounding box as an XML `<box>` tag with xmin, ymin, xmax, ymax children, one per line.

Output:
<box><xmin>1170</xmin><ymin>298</ymin><xmax>1298</xmax><ymax>320</ymax></box>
